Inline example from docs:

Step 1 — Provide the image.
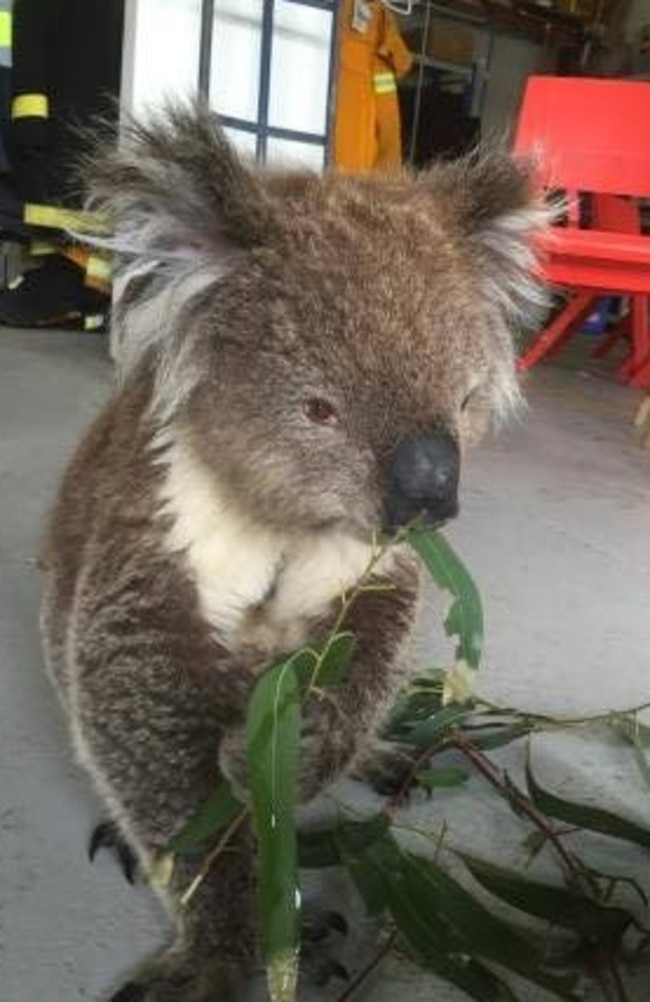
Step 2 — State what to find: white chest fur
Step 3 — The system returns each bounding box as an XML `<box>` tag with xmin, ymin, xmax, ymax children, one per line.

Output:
<box><xmin>159</xmin><ymin>441</ymin><xmax>387</xmax><ymax>654</ymax></box>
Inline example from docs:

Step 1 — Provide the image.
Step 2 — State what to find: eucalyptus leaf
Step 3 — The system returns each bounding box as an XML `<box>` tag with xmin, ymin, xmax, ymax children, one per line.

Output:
<box><xmin>246</xmin><ymin>654</ymin><xmax>303</xmax><ymax>1002</ymax></box>
<box><xmin>312</xmin><ymin>631</ymin><xmax>356</xmax><ymax>687</ymax></box>
<box><xmin>398</xmin><ymin>851</ymin><xmax>579</xmax><ymax>998</ymax></box>
<box><xmin>385</xmin><ymin>688</ymin><xmax>446</xmax><ymax>734</ymax></box>
<box><xmin>462</xmin><ymin>722</ymin><xmax>534</xmax><ymax>751</ymax></box>
<box><xmin>298</xmin><ymin>829</ymin><xmax>341</xmax><ymax>869</ymax></box>
<box><xmin>357</xmin><ymin>836</ymin><xmax>522</xmax><ymax>1001</ymax></box>
<box><xmin>338</xmin><ymin>836</ymin><xmax>387</xmax><ymax>916</ymax></box>
<box><xmin>298</xmin><ymin>815</ymin><xmax>389</xmax><ymax>870</ymax></box>
<box><xmin>613</xmin><ymin>715</ymin><xmax>650</xmax><ymax>748</ymax></box>
<box><xmin>630</xmin><ymin>718</ymin><xmax>650</xmax><ymax>795</ymax></box>
<box><xmin>526</xmin><ymin>759</ymin><xmax>650</xmax><ymax>850</ymax></box>
<box><xmin>415</xmin><ymin>767</ymin><xmax>470</xmax><ymax>790</ymax></box>
<box><xmin>521</xmin><ymin>829</ymin><xmax>549</xmax><ymax>865</ymax></box>
<box><xmin>458</xmin><ymin>852</ymin><xmax>633</xmax><ymax>944</ymax></box>
<box><xmin>408</xmin><ymin>530</ymin><xmax>484</xmax><ymax>669</ymax></box>
<box><xmin>168</xmin><ymin>781</ymin><xmax>241</xmax><ymax>854</ymax></box>
<box><xmin>403</xmin><ymin>704</ymin><xmax>474</xmax><ymax>748</ymax></box>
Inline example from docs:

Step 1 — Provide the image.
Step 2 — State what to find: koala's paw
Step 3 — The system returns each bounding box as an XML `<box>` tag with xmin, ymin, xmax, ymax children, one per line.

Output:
<box><xmin>351</xmin><ymin>739</ymin><xmax>420</xmax><ymax>798</ymax></box>
<box><xmin>301</xmin><ymin>907</ymin><xmax>350</xmax><ymax>987</ymax></box>
<box><xmin>89</xmin><ymin>820</ymin><xmax>139</xmax><ymax>885</ymax></box>
<box><xmin>108</xmin><ymin>953</ymin><xmax>243</xmax><ymax>1002</ymax></box>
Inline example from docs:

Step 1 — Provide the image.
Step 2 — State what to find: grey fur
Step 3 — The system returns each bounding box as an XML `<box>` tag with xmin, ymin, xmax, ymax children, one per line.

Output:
<box><xmin>41</xmin><ymin>105</ymin><xmax>548</xmax><ymax>1000</ymax></box>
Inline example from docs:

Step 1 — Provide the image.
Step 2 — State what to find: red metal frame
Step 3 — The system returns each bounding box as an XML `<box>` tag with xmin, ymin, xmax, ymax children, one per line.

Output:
<box><xmin>513</xmin><ymin>76</ymin><xmax>650</xmax><ymax>388</ymax></box>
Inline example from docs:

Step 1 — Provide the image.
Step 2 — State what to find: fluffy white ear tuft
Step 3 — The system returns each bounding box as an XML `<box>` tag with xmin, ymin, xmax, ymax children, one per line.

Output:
<box><xmin>82</xmin><ymin>101</ymin><xmax>275</xmax><ymax>265</ymax></box>
<box><xmin>77</xmin><ymin>103</ymin><xmax>279</xmax><ymax>386</ymax></box>
<box><xmin>421</xmin><ymin>148</ymin><xmax>557</xmax><ymax>327</ymax></box>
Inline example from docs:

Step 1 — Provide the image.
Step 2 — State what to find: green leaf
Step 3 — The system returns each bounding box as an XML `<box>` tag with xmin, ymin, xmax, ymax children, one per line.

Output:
<box><xmin>526</xmin><ymin>759</ymin><xmax>650</xmax><ymax>850</ymax></box>
<box><xmin>358</xmin><ymin>836</ymin><xmax>522</xmax><ymax>1001</ymax></box>
<box><xmin>403</xmin><ymin>704</ymin><xmax>474</xmax><ymax>748</ymax></box>
<box><xmin>408</xmin><ymin>530</ymin><xmax>484</xmax><ymax>670</ymax></box>
<box><xmin>336</xmin><ymin>815</ymin><xmax>393</xmax><ymax>915</ymax></box>
<box><xmin>631</xmin><ymin>718</ymin><xmax>650</xmax><ymax>795</ymax></box>
<box><xmin>246</xmin><ymin>654</ymin><xmax>303</xmax><ymax>1002</ymax></box>
<box><xmin>462</xmin><ymin>722</ymin><xmax>534</xmax><ymax>751</ymax></box>
<box><xmin>398</xmin><ymin>851</ymin><xmax>578</xmax><ymax>998</ymax></box>
<box><xmin>313</xmin><ymin>631</ymin><xmax>356</xmax><ymax>687</ymax></box>
<box><xmin>521</xmin><ymin>829</ymin><xmax>549</xmax><ymax>866</ymax></box>
<box><xmin>298</xmin><ymin>815</ymin><xmax>390</xmax><ymax>870</ymax></box>
<box><xmin>614</xmin><ymin>715</ymin><xmax>650</xmax><ymax>748</ymax></box>
<box><xmin>297</xmin><ymin>829</ymin><xmax>341</xmax><ymax>869</ymax></box>
<box><xmin>168</xmin><ymin>781</ymin><xmax>241</xmax><ymax>854</ymax></box>
<box><xmin>458</xmin><ymin>853</ymin><xmax>633</xmax><ymax>944</ymax></box>
<box><xmin>415</xmin><ymin>767</ymin><xmax>470</xmax><ymax>790</ymax></box>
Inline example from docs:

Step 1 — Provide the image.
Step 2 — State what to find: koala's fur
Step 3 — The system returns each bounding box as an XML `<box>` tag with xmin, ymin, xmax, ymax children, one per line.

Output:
<box><xmin>41</xmin><ymin>106</ymin><xmax>547</xmax><ymax>1000</ymax></box>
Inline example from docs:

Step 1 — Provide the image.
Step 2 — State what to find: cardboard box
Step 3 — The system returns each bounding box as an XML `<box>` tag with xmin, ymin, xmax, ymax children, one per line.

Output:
<box><xmin>555</xmin><ymin>0</ymin><xmax>598</xmax><ymax>19</ymax></box>
<box><xmin>426</xmin><ymin>24</ymin><xmax>475</xmax><ymax>66</ymax></box>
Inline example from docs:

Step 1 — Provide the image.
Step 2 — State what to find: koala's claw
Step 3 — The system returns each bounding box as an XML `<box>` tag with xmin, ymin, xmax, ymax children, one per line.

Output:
<box><xmin>311</xmin><ymin>958</ymin><xmax>351</xmax><ymax>987</ymax></box>
<box><xmin>108</xmin><ymin>983</ymin><xmax>148</xmax><ymax>1002</ymax></box>
<box><xmin>301</xmin><ymin>907</ymin><xmax>349</xmax><ymax>988</ymax></box>
<box><xmin>302</xmin><ymin>908</ymin><xmax>349</xmax><ymax>944</ymax></box>
<box><xmin>89</xmin><ymin>820</ymin><xmax>139</xmax><ymax>885</ymax></box>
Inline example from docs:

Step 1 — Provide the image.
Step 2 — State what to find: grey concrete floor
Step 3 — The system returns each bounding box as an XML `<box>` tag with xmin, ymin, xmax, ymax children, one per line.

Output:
<box><xmin>2</xmin><ymin>328</ymin><xmax>650</xmax><ymax>1002</ymax></box>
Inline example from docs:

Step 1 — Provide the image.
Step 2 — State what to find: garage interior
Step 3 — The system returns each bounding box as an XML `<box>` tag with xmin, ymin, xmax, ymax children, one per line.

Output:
<box><xmin>1</xmin><ymin>3</ymin><xmax>650</xmax><ymax>1002</ymax></box>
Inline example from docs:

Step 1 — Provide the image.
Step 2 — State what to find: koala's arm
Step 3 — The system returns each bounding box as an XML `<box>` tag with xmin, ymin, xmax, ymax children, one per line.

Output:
<box><xmin>220</xmin><ymin>550</ymin><xmax>420</xmax><ymax>802</ymax></box>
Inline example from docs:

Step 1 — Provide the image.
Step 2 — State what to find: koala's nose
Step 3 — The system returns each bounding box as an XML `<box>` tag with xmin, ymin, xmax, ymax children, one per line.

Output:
<box><xmin>384</xmin><ymin>429</ymin><xmax>460</xmax><ymax>533</ymax></box>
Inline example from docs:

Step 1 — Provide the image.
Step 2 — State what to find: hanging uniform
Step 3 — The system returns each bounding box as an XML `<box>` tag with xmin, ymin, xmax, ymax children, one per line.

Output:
<box><xmin>0</xmin><ymin>0</ymin><xmax>122</xmax><ymax>325</ymax></box>
<box><xmin>10</xmin><ymin>0</ymin><xmax>124</xmax><ymax>207</ymax></box>
<box><xmin>0</xmin><ymin>0</ymin><xmax>12</xmax><ymax>175</ymax></box>
<box><xmin>333</xmin><ymin>0</ymin><xmax>413</xmax><ymax>172</ymax></box>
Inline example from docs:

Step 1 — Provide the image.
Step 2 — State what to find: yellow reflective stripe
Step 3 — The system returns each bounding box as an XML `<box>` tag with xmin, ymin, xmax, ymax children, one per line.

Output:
<box><xmin>30</xmin><ymin>240</ymin><xmax>57</xmax><ymax>256</ymax></box>
<box><xmin>23</xmin><ymin>203</ymin><xmax>112</xmax><ymax>234</ymax></box>
<box><xmin>12</xmin><ymin>94</ymin><xmax>49</xmax><ymax>119</ymax></box>
<box><xmin>373</xmin><ymin>72</ymin><xmax>397</xmax><ymax>94</ymax></box>
<box><xmin>0</xmin><ymin>11</ymin><xmax>12</xmax><ymax>48</ymax></box>
<box><xmin>84</xmin><ymin>314</ymin><xmax>106</xmax><ymax>331</ymax></box>
<box><xmin>86</xmin><ymin>254</ymin><xmax>112</xmax><ymax>282</ymax></box>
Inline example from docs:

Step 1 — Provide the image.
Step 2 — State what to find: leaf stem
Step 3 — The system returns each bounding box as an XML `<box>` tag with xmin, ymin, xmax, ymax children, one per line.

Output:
<box><xmin>474</xmin><ymin>696</ymin><xmax>650</xmax><ymax>730</ymax></box>
<box><xmin>180</xmin><ymin>807</ymin><xmax>249</xmax><ymax>908</ymax></box>
<box><xmin>449</xmin><ymin>732</ymin><xmax>579</xmax><ymax>877</ymax></box>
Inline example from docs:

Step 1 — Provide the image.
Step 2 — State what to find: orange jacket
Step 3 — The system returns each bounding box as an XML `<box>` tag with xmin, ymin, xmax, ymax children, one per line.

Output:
<box><xmin>333</xmin><ymin>0</ymin><xmax>413</xmax><ymax>172</ymax></box>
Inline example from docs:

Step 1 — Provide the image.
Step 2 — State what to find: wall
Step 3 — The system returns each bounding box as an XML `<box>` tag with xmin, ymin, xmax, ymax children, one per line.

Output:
<box><xmin>624</xmin><ymin>0</ymin><xmax>649</xmax><ymax>37</ymax></box>
<box><xmin>406</xmin><ymin>11</ymin><xmax>543</xmax><ymax>139</ymax></box>
<box><xmin>480</xmin><ymin>32</ymin><xmax>543</xmax><ymax>138</ymax></box>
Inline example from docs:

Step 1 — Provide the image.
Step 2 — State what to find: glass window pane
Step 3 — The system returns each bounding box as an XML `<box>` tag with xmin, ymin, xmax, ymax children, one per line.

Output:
<box><xmin>268</xmin><ymin>2</ymin><xmax>332</xmax><ymax>136</ymax></box>
<box><xmin>210</xmin><ymin>0</ymin><xmax>264</xmax><ymax>123</ymax></box>
<box><xmin>223</xmin><ymin>127</ymin><xmax>257</xmax><ymax>161</ymax></box>
<box><xmin>131</xmin><ymin>0</ymin><xmax>202</xmax><ymax>114</ymax></box>
<box><xmin>266</xmin><ymin>138</ymin><xmax>325</xmax><ymax>171</ymax></box>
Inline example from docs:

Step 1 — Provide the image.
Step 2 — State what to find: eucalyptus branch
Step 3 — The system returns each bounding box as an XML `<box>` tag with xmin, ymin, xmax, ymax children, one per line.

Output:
<box><xmin>606</xmin><ymin>954</ymin><xmax>632</xmax><ymax>1002</ymax></box>
<box><xmin>473</xmin><ymin>696</ymin><xmax>650</xmax><ymax>730</ymax></box>
<box><xmin>449</xmin><ymin>731</ymin><xmax>579</xmax><ymax>878</ymax></box>
<box><xmin>308</xmin><ymin>522</ymin><xmax>414</xmax><ymax>693</ymax></box>
<box><xmin>179</xmin><ymin>807</ymin><xmax>249</xmax><ymax>908</ymax></box>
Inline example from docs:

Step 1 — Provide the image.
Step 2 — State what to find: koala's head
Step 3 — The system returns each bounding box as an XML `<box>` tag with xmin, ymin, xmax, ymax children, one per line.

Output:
<box><xmin>88</xmin><ymin>106</ymin><xmax>548</xmax><ymax>539</ymax></box>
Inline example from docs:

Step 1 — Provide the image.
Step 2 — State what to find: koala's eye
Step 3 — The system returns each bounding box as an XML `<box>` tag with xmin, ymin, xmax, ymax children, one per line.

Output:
<box><xmin>303</xmin><ymin>397</ymin><xmax>339</xmax><ymax>427</ymax></box>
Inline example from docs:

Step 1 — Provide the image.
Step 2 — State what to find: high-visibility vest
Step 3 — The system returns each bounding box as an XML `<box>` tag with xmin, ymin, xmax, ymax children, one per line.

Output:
<box><xmin>0</xmin><ymin>0</ymin><xmax>11</xmax><ymax>69</ymax></box>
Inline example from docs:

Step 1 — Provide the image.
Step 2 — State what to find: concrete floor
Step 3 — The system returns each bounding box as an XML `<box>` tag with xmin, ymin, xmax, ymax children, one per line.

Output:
<box><xmin>1</xmin><ymin>328</ymin><xmax>650</xmax><ymax>1002</ymax></box>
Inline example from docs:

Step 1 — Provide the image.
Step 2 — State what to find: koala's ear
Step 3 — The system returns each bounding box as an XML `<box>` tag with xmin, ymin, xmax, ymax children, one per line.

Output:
<box><xmin>83</xmin><ymin>103</ymin><xmax>275</xmax><ymax>264</ymax></box>
<box><xmin>420</xmin><ymin>149</ymin><xmax>552</xmax><ymax>321</ymax></box>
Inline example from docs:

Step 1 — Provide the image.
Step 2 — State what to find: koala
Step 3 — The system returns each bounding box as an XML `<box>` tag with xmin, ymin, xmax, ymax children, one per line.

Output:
<box><xmin>40</xmin><ymin>105</ymin><xmax>546</xmax><ymax>1001</ymax></box>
